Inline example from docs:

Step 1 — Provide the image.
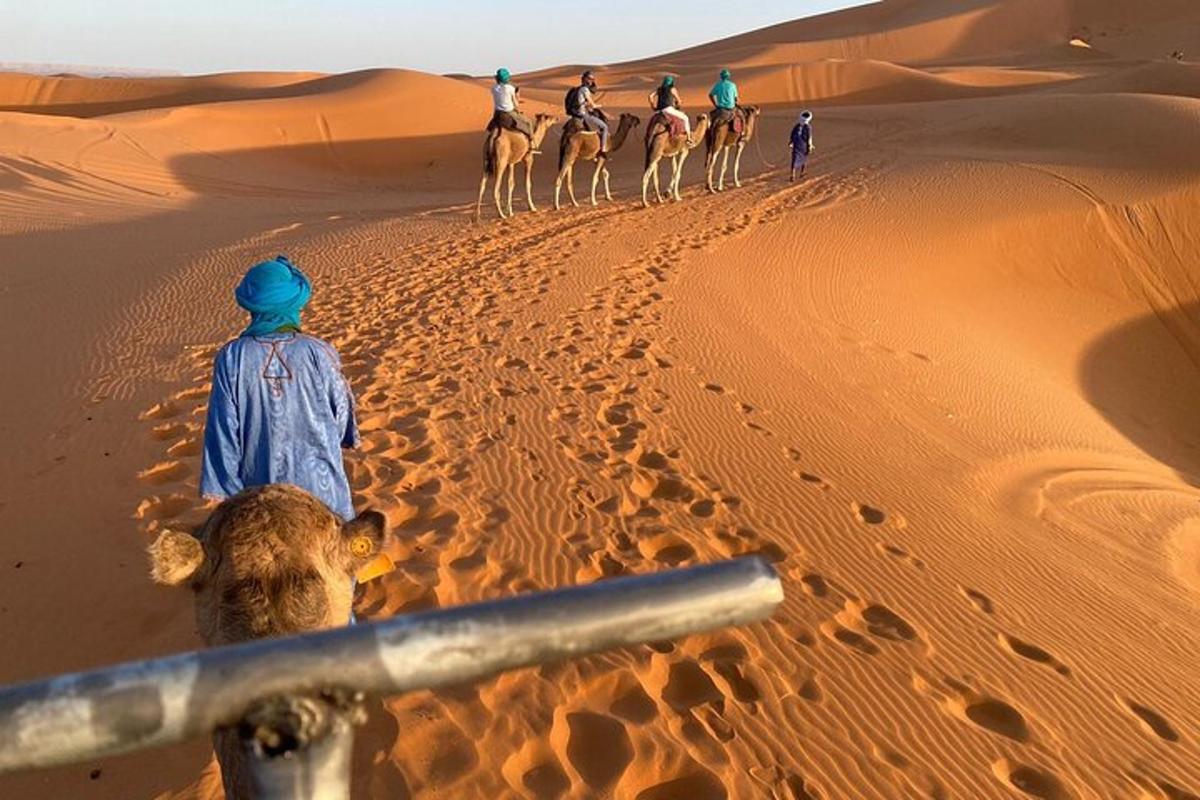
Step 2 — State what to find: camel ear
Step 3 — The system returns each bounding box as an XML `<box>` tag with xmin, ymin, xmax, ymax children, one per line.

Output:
<box><xmin>341</xmin><ymin>510</ymin><xmax>388</xmax><ymax>571</ymax></box>
<box><xmin>148</xmin><ymin>530</ymin><xmax>206</xmax><ymax>586</ymax></box>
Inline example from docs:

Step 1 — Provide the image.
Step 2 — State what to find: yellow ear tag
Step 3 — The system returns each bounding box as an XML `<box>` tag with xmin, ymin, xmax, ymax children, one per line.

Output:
<box><xmin>356</xmin><ymin>553</ymin><xmax>396</xmax><ymax>583</ymax></box>
<box><xmin>350</xmin><ymin>536</ymin><xmax>375</xmax><ymax>558</ymax></box>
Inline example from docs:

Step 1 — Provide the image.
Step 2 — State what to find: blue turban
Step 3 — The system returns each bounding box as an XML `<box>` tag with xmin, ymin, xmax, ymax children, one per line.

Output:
<box><xmin>235</xmin><ymin>255</ymin><xmax>312</xmax><ymax>337</ymax></box>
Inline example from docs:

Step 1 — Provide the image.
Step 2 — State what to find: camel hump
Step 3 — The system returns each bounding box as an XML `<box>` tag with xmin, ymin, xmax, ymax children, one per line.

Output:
<box><xmin>646</xmin><ymin>112</ymin><xmax>685</xmax><ymax>145</ymax></box>
<box><xmin>562</xmin><ymin>117</ymin><xmax>590</xmax><ymax>138</ymax></box>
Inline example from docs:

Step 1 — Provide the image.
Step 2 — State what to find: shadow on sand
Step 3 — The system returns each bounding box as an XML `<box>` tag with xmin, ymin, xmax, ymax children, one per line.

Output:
<box><xmin>1079</xmin><ymin>302</ymin><xmax>1200</xmax><ymax>485</ymax></box>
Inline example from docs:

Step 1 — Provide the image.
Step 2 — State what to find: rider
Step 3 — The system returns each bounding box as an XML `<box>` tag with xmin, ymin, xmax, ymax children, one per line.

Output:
<box><xmin>647</xmin><ymin>75</ymin><xmax>692</xmax><ymax>145</ymax></box>
<box><xmin>568</xmin><ymin>70</ymin><xmax>610</xmax><ymax>157</ymax></box>
<box><xmin>491</xmin><ymin>68</ymin><xmax>533</xmax><ymax>139</ymax></box>
<box><xmin>708</xmin><ymin>68</ymin><xmax>740</xmax><ymax>125</ymax></box>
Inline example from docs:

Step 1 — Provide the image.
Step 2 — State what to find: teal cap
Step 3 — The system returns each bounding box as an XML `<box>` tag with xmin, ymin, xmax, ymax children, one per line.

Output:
<box><xmin>720</xmin><ymin>68</ymin><xmax>732</xmax><ymax>80</ymax></box>
<box><xmin>496</xmin><ymin>68</ymin><xmax>511</xmax><ymax>83</ymax></box>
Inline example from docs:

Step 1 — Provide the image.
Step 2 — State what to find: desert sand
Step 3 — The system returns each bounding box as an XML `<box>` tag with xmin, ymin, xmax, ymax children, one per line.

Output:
<box><xmin>1</xmin><ymin>0</ymin><xmax>1200</xmax><ymax>797</ymax></box>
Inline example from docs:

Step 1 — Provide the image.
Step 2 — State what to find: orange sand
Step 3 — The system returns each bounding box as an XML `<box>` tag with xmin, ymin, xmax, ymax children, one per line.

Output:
<box><xmin>1</xmin><ymin>0</ymin><xmax>1199</xmax><ymax>797</ymax></box>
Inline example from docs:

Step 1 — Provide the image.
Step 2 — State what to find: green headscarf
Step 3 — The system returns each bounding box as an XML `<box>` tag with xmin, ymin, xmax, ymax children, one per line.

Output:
<box><xmin>720</xmin><ymin>68</ymin><xmax>732</xmax><ymax>80</ymax></box>
<box><xmin>496</xmin><ymin>68</ymin><xmax>511</xmax><ymax>84</ymax></box>
<box><xmin>662</xmin><ymin>75</ymin><xmax>675</xmax><ymax>88</ymax></box>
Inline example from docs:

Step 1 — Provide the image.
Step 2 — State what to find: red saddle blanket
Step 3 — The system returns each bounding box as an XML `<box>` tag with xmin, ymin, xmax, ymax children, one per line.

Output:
<box><xmin>646</xmin><ymin>112</ymin><xmax>687</xmax><ymax>144</ymax></box>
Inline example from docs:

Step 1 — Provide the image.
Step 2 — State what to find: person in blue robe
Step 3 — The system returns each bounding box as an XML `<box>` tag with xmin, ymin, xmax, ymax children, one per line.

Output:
<box><xmin>789</xmin><ymin>110</ymin><xmax>815</xmax><ymax>182</ymax></box>
<box><xmin>200</xmin><ymin>256</ymin><xmax>359</xmax><ymax>522</ymax></box>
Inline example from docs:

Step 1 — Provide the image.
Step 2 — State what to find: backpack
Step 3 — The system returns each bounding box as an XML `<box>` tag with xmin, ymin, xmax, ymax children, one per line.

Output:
<box><xmin>565</xmin><ymin>86</ymin><xmax>583</xmax><ymax>116</ymax></box>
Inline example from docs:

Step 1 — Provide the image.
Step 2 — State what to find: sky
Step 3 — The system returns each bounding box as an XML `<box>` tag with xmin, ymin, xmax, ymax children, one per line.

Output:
<box><xmin>5</xmin><ymin>1</ymin><xmax>874</xmax><ymax>76</ymax></box>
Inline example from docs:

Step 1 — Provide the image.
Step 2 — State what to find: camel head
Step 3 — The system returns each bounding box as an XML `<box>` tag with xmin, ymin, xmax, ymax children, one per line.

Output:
<box><xmin>617</xmin><ymin>113</ymin><xmax>641</xmax><ymax>133</ymax></box>
<box><xmin>148</xmin><ymin>484</ymin><xmax>389</xmax><ymax>646</ymax></box>
<box><xmin>531</xmin><ymin>113</ymin><xmax>558</xmax><ymax>147</ymax></box>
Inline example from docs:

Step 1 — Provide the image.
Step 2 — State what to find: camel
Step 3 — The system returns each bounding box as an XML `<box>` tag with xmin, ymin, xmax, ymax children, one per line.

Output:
<box><xmin>475</xmin><ymin>113</ymin><xmax>557</xmax><ymax>222</ymax></box>
<box><xmin>554</xmin><ymin>113</ymin><xmax>641</xmax><ymax>210</ymax></box>
<box><xmin>642</xmin><ymin>113</ymin><xmax>710</xmax><ymax>207</ymax></box>
<box><xmin>148</xmin><ymin>484</ymin><xmax>390</xmax><ymax>799</ymax></box>
<box><xmin>704</xmin><ymin>105</ymin><xmax>762</xmax><ymax>193</ymax></box>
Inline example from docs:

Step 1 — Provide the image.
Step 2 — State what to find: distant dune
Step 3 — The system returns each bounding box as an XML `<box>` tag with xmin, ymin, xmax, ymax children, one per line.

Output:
<box><xmin>0</xmin><ymin>62</ymin><xmax>180</xmax><ymax>78</ymax></box>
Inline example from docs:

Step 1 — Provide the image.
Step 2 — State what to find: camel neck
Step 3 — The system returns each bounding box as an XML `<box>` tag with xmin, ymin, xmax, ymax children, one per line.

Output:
<box><xmin>610</xmin><ymin>119</ymin><xmax>634</xmax><ymax>153</ymax></box>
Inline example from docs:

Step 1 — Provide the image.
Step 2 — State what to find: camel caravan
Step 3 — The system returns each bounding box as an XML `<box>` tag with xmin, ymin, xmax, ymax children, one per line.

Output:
<box><xmin>476</xmin><ymin>68</ymin><xmax>770</xmax><ymax>221</ymax></box>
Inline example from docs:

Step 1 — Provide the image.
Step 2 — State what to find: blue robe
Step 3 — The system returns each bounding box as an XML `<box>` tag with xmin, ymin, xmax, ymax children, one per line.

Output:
<box><xmin>200</xmin><ymin>332</ymin><xmax>358</xmax><ymax>520</ymax></box>
<box><xmin>790</xmin><ymin>123</ymin><xmax>812</xmax><ymax>170</ymax></box>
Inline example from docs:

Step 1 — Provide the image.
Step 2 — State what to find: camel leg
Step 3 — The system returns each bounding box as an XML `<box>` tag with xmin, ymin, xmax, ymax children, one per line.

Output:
<box><xmin>642</xmin><ymin>162</ymin><xmax>655</xmax><ymax>208</ymax></box>
<box><xmin>525</xmin><ymin>158</ymin><xmax>538</xmax><ymax>213</ymax></box>
<box><xmin>493</xmin><ymin>157</ymin><xmax>507</xmax><ymax>219</ymax></box>
<box><xmin>603</xmin><ymin>167</ymin><xmax>613</xmax><ymax>202</ymax></box>
<box><xmin>719</xmin><ymin>149</ymin><xmax>730</xmax><ymax>192</ymax></box>
<box><xmin>672</xmin><ymin>154</ymin><xmax>685</xmax><ymax>201</ymax></box>
<box><xmin>705</xmin><ymin>150</ymin><xmax>717</xmax><ymax>193</ymax></box>
<box><xmin>590</xmin><ymin>162</ymin><xmax>601</xmax><ymax>207</ymax></box>
<box><xmin>733</xmin><ymin>143</ymin><xmax>745</xmax><ymax>188</ymax></box>
<box><xmin>567</xmin><ymin>166</ymin><xmax>578</xmax><ymax>207</ymax></box>
<box><xmin>470</xmin><ymin>172</ymin><xmax>484</xmax><ymax>221</ymax></box>
<box><xmin>506</xmin><ymin>164</ymin><xmax>517</xmax><ymax>218</ymax></box>
<box><xmin>655</xmin><ymin>164</ymin><xmax>665</xmax><ymax>203</ymax></box>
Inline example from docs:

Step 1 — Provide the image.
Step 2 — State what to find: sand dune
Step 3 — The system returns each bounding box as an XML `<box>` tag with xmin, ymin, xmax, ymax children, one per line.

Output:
<box><xmin>1</xmin><ymin>0</ymin><xmax>1200</xmax><ymax>798</ymax></box>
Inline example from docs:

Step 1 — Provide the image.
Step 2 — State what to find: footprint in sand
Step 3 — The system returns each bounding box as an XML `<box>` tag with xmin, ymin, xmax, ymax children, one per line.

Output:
<box><xmin>562</xmin><ymin>711</ymin><xmax>633</xmax><ymax>792</ymax></box>
<box><xmin>711</xmin><ymin>526</ymin><xmax>787</xmax><ymax>563</ymax></box>
<box><xmin>853</xmin><ymin>503</ymin><xmax>887</xmax><ymax>525</ymax></box>
<box><xmin>700</xmin><ymin>642</ymin><xmax>761</xmax><ymax>705</ymax></box>
<box><xmin>786</xmin><ymin>774</ymin><xmax>824</xmax><ymax>800</ymax></box>
<box><xmin>636</xmin><ymin>531</ymin><xmax>696</xmax><ymax>567</ymax></box>
<box><xmin>660</xmin><ymin>660</ymin><xmax>725</xmax><ymax>713</ymax></box>
<box><xmin>134</xmin><ymin>494</ymin><xmax>195</xmax><ymax>523</ymax></box>
<box><xmin>991</xmin><ymin>759</ymin><xmax>1074</xmax><ymax>799</ymax></box>
<box><xmin>819</xmin><ymin>620</ymin><xmax>879</xmax><ymax>656</ymax></box>
<box><xmin>166</xmin><ymin>437</ymin><xmax>202</xmax><ymax>458</ymax></box>
<box><xmin>797</xmin><ymin>673</ymin><xmax>823</xmax><ymax>703</ymax></box>
<box><xmin>836</xmin><ymin>599</ymin><xmax>921</xmax><ymax>644</ymax></box>
<box><xmin>796</xmin><ymin>471</ymin><xmax>830</xmax><ymax>490</ymax></box>
<box><xmin>635</xmin><ymin>768</ymin><xmax>727</xmax><ymax>800</ymax></box>
<box><xmin>137</xmin><ymin>460</ymin><xmax>191</xmax><ymax>485</ymax></box>
<box><xmin>1119</xmin><ymin>697</ymin><xmax>1180</xmax><ymax>743</ymax></box>
<box><xmin>520</xmin><ymin>762</ymin><xmax>570</xmax><ymax>799</ymax></box>
<box><xmin>878</xmin><ymin>542</ymin><xmax>926</xmax><ymax>570</ymax></box>
<box><xmin>610</xmin><ymin>683</ymin><xmax>658</xmax><ymax>725</ymax></box>
<box><xmin>799</xmin><ymin>573</ymin><xmax>829</xmax><ymax>598</ymax></box>
<box><xmin>150</xmin><ymin>421</ymin><xmax>192</xmax><ymax>441</ymax></box>
<box><xmin>960</xmin><ymin>586</ymin><xmax>994</xmax><ymax>614</ymax></box>
<box><xmin>139</xmin><ymin>400</ymin><xmax>181</xmax><ymax>421</ymax></box>
<box><xmin>922</xmin><ymin>677</ymin><xmax>1030</xmax><ymax>743</ymax></box>
<box><xmin>998</xmin><ymin>633</ymin><xmax>1071</xmax><ymax>677</ymax></box>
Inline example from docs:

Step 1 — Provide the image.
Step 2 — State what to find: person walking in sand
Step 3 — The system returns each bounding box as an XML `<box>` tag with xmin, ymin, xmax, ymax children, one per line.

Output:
<box><xmin>489</xmin><ymin>68</ymin><xmax>534</xmax><ymax>141</ymax></box>
<box><xmin>200</xmin><ymin>255</ymin><xmax>359</xmax><ymax>523</ymax></box>
<box><xmin>789</xmin><ymin>110</ymin><xmax>815</xmax><ymax>182</ymax></box>
<box><xmin>647</xmin><ymin>75</ymin><xmax>692</xmax><ymax>145</ymax></box>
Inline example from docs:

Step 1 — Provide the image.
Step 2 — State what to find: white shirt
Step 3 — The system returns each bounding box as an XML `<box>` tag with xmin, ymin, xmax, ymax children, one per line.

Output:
<box><xmin>492</xmin><ymin>83</ymin><xmax>518</xmax><ymax>112</ymax></box>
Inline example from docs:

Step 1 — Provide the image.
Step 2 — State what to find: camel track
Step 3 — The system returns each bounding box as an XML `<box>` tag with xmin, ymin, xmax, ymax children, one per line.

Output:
<box><xmin>131</xmin><ymin>168</ymin><xmax>1200</xmax><ymax>800</ymax></box>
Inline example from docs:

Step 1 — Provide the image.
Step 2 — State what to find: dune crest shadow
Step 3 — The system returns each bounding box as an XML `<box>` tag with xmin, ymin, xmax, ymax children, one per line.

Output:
<box><xmin>1079</xmin><ymin>301</ymin><xmax>1200</xmax><ymax>487</ymax></box>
